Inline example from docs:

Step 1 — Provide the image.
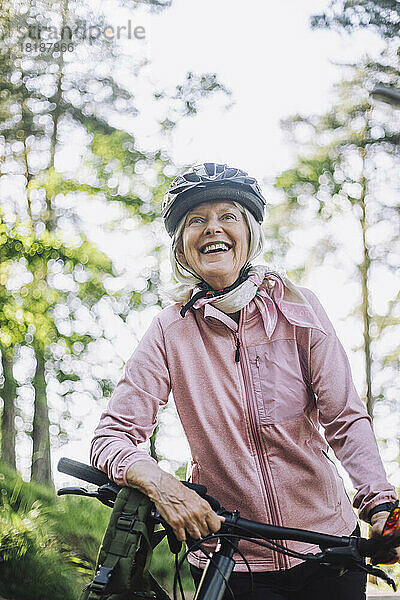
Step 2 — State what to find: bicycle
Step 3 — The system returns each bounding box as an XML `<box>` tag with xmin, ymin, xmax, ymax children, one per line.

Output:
<box><xmin>57</xmin><ymin>457</ymin><xmax>399</xmax><ymax>600</ymax></box>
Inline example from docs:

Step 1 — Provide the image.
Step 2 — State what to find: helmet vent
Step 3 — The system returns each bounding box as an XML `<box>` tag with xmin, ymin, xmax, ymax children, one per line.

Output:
<box><xmin>204</xmin><ymin>162</ymin><xmax>216</xmax><ymax>176</ymax></box>
<box><xmin>184</xmin><ymin>172</ymin><xmax>201</xmax><ymax>183</ymax></box>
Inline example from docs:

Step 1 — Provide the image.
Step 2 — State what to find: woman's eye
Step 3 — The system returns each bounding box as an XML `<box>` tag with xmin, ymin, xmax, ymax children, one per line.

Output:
<box><xmin>187</xmin><ymin>213</ymin><xmax>237</xmax><ymax>225</ymax></box>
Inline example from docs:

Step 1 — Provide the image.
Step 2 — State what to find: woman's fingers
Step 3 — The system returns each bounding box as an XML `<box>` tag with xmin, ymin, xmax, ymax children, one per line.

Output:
<box><xmin>205</xmin><ymin>509</ymin><xmax>225</xmax><ymax>533</ymax></box>
<box><xmin>155</xmin><ymin>488</ymin><xmax>223</xmax><ymax>541</ymax></box>
<box><xmin>173</xmin><ymin>507</ymin><xmax>219</xmax><ymax>541</ymax></box>
<box><xmin>195</xmin><ymin>508</ymin><xmax>224</xmax><ymax>538</ymax></box>
<box><xmin>166</xmin><ymin>512</ymin><xmax>211</xmax><ymax>542</ymax></box>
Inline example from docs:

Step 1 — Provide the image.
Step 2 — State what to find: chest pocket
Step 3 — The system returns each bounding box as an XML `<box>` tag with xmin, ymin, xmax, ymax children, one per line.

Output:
<box><xmin>248</xmin><ymin>339</ymin><xmax>311</xmax><ymax>425</ymax></box>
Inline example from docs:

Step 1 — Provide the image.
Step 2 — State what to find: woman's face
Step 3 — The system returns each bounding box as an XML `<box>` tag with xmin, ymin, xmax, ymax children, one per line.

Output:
<box><xmin>177</xmin><ymin>201</ymin><xmax>250</xmax><ymax>289</ymax></box>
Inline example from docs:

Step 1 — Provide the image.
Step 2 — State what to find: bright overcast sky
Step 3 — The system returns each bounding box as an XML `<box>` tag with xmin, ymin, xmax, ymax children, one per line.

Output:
<box><xmin>127</xmin><ymin>0</ymin><xmax>385</xmax><ymax>180</ymax></box>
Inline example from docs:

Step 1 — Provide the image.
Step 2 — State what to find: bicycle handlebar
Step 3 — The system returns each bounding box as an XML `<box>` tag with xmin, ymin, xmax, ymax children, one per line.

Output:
<box><xmin>370</xmin><ymin>85</ymin><xmax>400</xmax><ymax>107</ymax></box>
<box><xmin>57</xmin><ymin>458</ymin><xmax>381</xmax><ymax>556</ymax></box>
<box><xmin>57</xmin><ymin>457</ymin><xmax>399</xmax><ymax>595</ymax></box>
<box><xmin>57</xmin><ymin>456</ymin><xmax>221</xmax><ymax>510</ymax></box>
<box><xmin>58</xmin><ymin>457</ymin><xmax>112</xmax><ymax>487</ymax></box>
<box><xmin>221</xmin><ymin>512</ymin><xmax>378</xmax><ymax>557</ymax></box>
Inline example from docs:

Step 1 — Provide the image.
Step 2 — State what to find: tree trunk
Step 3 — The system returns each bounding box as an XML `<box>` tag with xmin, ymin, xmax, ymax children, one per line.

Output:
<box><xmin>358</xmin><ymin>147</ymin><xmax>373</xmax><ymax>419</ymax></box>
<box><xmin>0</xmin><ymin>351</ymin><xmax>17</xmax><ymax>469</ymax></box>
<box><xmin>31</xmin><ymin>349</ymin><xmax>53</xmax><ymax>487</ymax></box>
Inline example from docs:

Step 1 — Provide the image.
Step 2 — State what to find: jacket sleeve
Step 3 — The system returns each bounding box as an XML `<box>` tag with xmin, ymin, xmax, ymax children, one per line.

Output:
<box><xmin>90</xmin><ymin>315</ymin><xmax>170</xmax><ymax>486</ymax></box>
<box><xmin>303</xmin><ymin>288</ymin><xmax>397</xmax><ymax>522</ymax></box>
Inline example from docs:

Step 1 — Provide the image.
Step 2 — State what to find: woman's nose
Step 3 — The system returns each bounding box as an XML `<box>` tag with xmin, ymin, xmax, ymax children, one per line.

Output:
<box><xmin>204</xmin><ymin>217</ymin><xmax>222</xmax><ymax>234</ymax></box>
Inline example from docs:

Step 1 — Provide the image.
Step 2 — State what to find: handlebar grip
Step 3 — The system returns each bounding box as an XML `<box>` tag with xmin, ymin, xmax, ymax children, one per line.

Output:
<box><xmin>57</xmin><ymin>457</ymin><xmax>113</xmax><ymax>487</ymax></box>
<box><xmin>182</xmin><ymin>481</ymin><xmax>221</xmax><ymax>511</ymax></box>
<box><xmin>370</xmin><ymin>85</ymin><xmax>400</xmax><ymax>107</ymax></box>
<box><xmin>183</xmin><ymin>481</ymin><xmax>208</xmax><ymax>496</ymax></box>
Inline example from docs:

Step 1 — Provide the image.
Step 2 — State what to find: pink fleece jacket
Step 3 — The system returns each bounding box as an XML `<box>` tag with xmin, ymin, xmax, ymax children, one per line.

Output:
<box><xmin>90</xmin><ymin>286</ymin><xmax>397</xmax><ymax>571</ymax></box>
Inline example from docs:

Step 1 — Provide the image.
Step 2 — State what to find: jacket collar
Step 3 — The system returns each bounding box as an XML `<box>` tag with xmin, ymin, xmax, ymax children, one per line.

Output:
<box><xmin>203</xmin><ymin>303</ymin><xmax>238</xmax><ymax>332</ymax></box>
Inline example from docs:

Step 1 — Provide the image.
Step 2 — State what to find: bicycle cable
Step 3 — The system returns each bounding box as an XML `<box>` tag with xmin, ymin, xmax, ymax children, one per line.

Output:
<box><xmin>174</xmin><ymin>552</ymin><xmax>185</xmax><ymax>600</ymax></box>
<box><xmin>172</xmin><ymin>525</ymin><xmax>317</xmax><ymax>600</ymax></box>
<box><xmin>173</xmin><ymin>542</ymin><xmax>235</xmax><ymax>600</ymax></box>
<box><xmin>173</xmin><ymin>535</ymin><xmax>252</xmax><ymax>600</ymax></box>
<box><xmin>172</xmin><ymin>524</ymin><xmax>396</xmax><ymax>600</ymax></box>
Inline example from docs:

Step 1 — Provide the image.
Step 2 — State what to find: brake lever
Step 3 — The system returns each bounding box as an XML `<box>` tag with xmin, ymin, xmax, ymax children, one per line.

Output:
<box><xmin>58</xmin><ymin>486</ymin><xmax>97</xmax><ymax>497</ymax></box>
<box><xmin>316</xmin><ymin>539</ymin><xmax>397</xmax><ymax>592</ymax></box>
<box><xmin>363</xmin><ymin>563</ymin><xmax>396</xmax><ymax>591</ymax></box>
<box><xmin>57</xmin><ymin>483</ymin><xmax>120</xmax><ymax>507</ymax></box>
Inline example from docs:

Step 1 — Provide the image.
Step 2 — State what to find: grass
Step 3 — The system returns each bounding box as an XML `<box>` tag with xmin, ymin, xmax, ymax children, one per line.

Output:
<box><xmin>0</xmin><ymin>495</ymin><xmax>82</xmax><ymax>600</ymax></box>
<box><xmin>151</xmin><ymin>535</ymin><xmax>195</xmax><ymax>596</ymax></box>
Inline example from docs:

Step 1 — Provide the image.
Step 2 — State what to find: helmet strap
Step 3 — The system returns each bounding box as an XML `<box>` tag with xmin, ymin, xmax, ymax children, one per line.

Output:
<box><xmin>180</xmin><ymin>265</ymin><xmax>252</xmax><ymax>318</ymax></box>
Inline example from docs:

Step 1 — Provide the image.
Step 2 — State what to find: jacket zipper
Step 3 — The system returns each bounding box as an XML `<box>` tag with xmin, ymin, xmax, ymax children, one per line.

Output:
<box><xmin>236</xmin><ymin>315</ymin><xmax>288</xmax><ymax>570</ymax></box>
<box><xmin>234</xmin><ymin>335</ymin><xmax>241</xmax><ymax>362</ymax></box>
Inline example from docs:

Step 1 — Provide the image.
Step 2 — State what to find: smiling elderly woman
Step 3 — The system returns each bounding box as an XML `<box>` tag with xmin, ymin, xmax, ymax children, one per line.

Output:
<box><xmin>90</xmin><ymin>163</ymin><xmax>399</xmax><ymax>600</ymax></box>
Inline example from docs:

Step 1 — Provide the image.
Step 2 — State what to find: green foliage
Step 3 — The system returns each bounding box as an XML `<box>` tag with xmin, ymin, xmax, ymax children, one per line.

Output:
<box><xmin>0</xmin><ymin>514</ymin><xmax>80</xmax><ymax>600</ymax></box>
<box><xmin>0</xmin><ymin>461</ymin><xmax>115</xmax><ymax>596</ymax></box>
<box><xmin>0</xmin><ymin>464</ymin><xmax>84</xmax><ymax>600</ymax></box>
<box><xmin>155</xmin><ymin>71</ymin><xmax>232</xmax><ymax>130</ymax></box>
<box><xmin>275</xmin><ymin>153</ymin><xmax>341</xmax><ymax>213</ymax></box>
<box><xmin>0</xmin><ymin>210</ymin><xmax>121</xmax><ymax>477</ymax></box>
<box><xmin>173</xmin><ymin>71</ymin><xmax>231</xmax><ymax>117</ymax></box>
<box><xmin>87</xmin><ymin>132</ymin><xmax>171</xmax><ymax>223</ymax></box>
<box><xmin>276</xmin><ymin>56</ymin><xmax>400</xmax><ymax>226</ymax></box>
<box><xmin>0</xmin><ymin>213</ymin><xmax>114</xmax><ymax>357</ymax></box>
<box><xmin>90</xmin><ymin>130</ymin><xmax>144</xmax><ymax>166</ymax></box>
<box><xmin>132</xmin><ymin>0</ymin><xmax>172</xmax><ymax>9</ymax></box>
<box><xmin>311</xmin><ymin>0</ymin><xmax>400</xmax><ymax>39</ymax></box>
<box><xmin>0</xmin><ymin>462</ymin><xmax>195</xmax><ymax>598</ymax></box>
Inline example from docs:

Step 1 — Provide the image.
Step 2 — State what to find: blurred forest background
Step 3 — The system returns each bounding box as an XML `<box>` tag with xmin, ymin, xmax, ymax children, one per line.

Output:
<box><xmin>0</xmin><ymin>0</ymin><xmax>399</xmax><ymax>597</ymax></box>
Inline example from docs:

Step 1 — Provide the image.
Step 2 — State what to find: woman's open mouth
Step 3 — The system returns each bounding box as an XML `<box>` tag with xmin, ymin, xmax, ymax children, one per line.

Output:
<box><xmin>200</xmin><ymin>242</ymin><xmax>232</xmax><ymax>254</ymax></box>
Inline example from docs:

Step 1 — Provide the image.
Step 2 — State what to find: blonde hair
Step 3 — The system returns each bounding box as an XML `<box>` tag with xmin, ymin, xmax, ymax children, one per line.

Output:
<box><xmin>163</xmin><ymin>202</ymin><xmax>264</xmax><ymax>304</ymax></box>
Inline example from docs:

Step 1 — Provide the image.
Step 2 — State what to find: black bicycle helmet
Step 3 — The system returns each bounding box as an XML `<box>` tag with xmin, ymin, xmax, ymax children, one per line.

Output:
<box><xmin>162</xmin><ymin>162</ymin><xmax>266</xmax><ymax>236</ymax></box>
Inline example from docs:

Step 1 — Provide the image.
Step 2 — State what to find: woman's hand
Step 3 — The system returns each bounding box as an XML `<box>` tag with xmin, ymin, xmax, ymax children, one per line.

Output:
<box><xmin>370</xmin><ymin>511</ymin><xmax>400</xmax><ymax>564</ymax></box>
<box><xmin>126</xmin><ymin>461</ymin><xmax>224</xmax><ymax>543</ymax></box>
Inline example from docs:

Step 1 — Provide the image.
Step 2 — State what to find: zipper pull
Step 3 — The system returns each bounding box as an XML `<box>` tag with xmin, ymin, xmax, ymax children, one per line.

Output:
<box><xmin>235</xmin><ymin>338</ymin><xmax>241</xmax><ymax>362</ymax></box>
<box><xmin>255</xmin><ymin>356</ymin><xmax>259</xmax><ymax>368</ymax></box>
